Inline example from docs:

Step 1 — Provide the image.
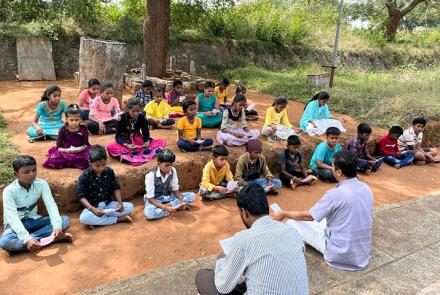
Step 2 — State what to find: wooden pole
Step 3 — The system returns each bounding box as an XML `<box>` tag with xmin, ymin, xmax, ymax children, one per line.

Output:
<box><xmin>329</xmin><ymin>0</ymin><xmax>344</xmax><ymax>88</ymax></box>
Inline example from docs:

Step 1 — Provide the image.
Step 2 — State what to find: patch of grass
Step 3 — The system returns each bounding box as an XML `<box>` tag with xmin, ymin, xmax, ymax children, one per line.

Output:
<box><xmin>225</xmin><ymin>64</ymin><xmax>440</xmax><ymax>128</ymax></box>
<box><xmin>0</xmin><ymin>113</ymin><xmax>19</xmax><ymax>185</ymax></box>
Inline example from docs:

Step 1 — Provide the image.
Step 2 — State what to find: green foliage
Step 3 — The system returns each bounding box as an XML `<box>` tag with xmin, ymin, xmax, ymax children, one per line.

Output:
<box><xmin>225</xmin><ymin>64</ymin><xmax>440</xmax><ymax>128</ymax></box>
<box><xmin>0</xmin><ymin>113</ymin><xmax>19</xmax><ymax>185</ymax></box>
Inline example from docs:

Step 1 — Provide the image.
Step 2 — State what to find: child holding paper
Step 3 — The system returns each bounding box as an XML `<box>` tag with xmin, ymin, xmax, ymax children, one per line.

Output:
<box><xmin>279</xmin><ymin>135</ymin><xmax>316</xmax><ymax>190</ymax></box>
<box><xmin>261</xmin><ymin>96</ymin><xmax>299</xmax><ymax>142</ymax></box>
<box><xmin>166</xmin><ymin>79</ymin><xmax>185</xmax><ymax>118</ymax></box>
<box><xmin>77</xmin><ymin>145</ymin><xmax>133</xmax><ymax>228</ymax></box>
<box><xmin>144</xmin><ymin>149</ymin><xmax>196</xmax><ymax>220</ymax></box>
<box><xmin>235</xmin><ymin>139</ymin><xmax>281</xmax><ymax>195</ymax></box>
<box><xmin>145</xmin><ymin>87</ymin><xmax>176</xmax><ymax>129</ymax></box>
<box><xmin>87</xmin><ymin>83</ymin><xmax>121</xmax><ymax>135</ymax></box>
<box><xmin>199</xmin><ymin>145</ymin><xmax>237</xmax><ymax>200</ymax></box>
<box><xmin>196</xmin><ymin>81</ymin><xmax>222</xmax><ymax>128</ymax></box>
<box><xmin>236</xmin><ymin>85</ymin><xmax>259</xmax><ymax>121</ymax></box>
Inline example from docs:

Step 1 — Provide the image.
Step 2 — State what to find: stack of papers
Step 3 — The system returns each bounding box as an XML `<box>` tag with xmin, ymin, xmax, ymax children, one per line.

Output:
<box><xmin>226</xmin><ymin>180</ymin><xmax>238</xmax><ymax>193</ymax></box>
<box><xmin>195</xmin><ymin>139</ymin><xmax>205</xmax><ymax>144</ymax></box>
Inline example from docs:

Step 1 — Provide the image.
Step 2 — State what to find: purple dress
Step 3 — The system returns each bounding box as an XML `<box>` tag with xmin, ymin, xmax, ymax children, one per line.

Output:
<box><xmin>42</xmin><ymin>125</ymin><xmax>90</xmax><ymax>170</ymax></box>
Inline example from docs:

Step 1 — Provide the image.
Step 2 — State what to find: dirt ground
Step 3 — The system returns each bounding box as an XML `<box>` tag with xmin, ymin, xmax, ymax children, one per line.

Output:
<box><xmin>1</xmin><ymin>80</ymin><xmax>440</xmax><ymax>294</ymax></box>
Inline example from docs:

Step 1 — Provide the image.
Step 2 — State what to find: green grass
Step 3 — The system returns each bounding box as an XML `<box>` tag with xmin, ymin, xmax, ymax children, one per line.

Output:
<box><xmin>0</xmin><ymin>113</ymin><xmax>19</xmax><ymax>185</ymax></box>
<box><xmin>225</xmin><ymin>64</ymin><xmax>440</xmax><ymax>128</ymax></box>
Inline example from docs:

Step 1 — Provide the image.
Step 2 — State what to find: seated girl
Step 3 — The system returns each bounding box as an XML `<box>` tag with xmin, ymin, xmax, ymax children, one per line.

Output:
<box><xmin>214</xmin><ymin>77</ymin><xmax>230</xmax><ymax>111</ymax></box>
<box><xmin>177</xmin><ymin>100</ymin><xmax>213</xmax><ymax>152</ymax></box>
<box><xmin>196</xmin><ymin>81</ymin><xmax>222</xmax><ymax>128</ymax></box>
<box><xmin>145</xmin><ymin>87</ymin><xmax>176</xmax><ymax>129</ymax></box>
<box><xmin>236</xmin><ymin>85</ymin><xmax>258</xmax><ymax>121</ymax></box>
<box><xmin>87</xmin><ymin>83</ymin><xmax>121</xmax><ymax>135</ymax></box>
<box><xmin>43</xmin><ymin>104</ymin><xmax>90</xmax><ymax>170</ymax></box>
<box><xmin>216</xmin><ymin>94</ymin><xmax>259</xmax><ymax>146</ymax></box>
<box><xmin>78</xmin><ymin>78</ymin><xmax>100</xmax><ymax>119</ymax></box>
<box><xmin>107</xmin><ymin>98</ymin><xmax>166</xmax><ymax>166</ymax></box>
<box><xmin>27</xmin><ymin>85</ymin><xmax>67</xmax><ymax>142</ymax></box>
<box><xmin>261</xmin><ymin>96</ymin><xmax>299</xmax><ymax>142</ymax></box>
<box><xmin>166</xmin><ymin>79</ymin><xmax>185</xmax><ymax>118</ymax></box>
<box><xmin>299</xmin><ymin>91</ymin><xmax>346</xmax><ymax>136</ymax></box>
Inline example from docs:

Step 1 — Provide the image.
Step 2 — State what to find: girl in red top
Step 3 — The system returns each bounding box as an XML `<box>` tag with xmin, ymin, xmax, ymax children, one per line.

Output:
<box><xmin>78</xmin><ymin>79</ymin><xmax>100</xmax><ymax>119</ymax></box>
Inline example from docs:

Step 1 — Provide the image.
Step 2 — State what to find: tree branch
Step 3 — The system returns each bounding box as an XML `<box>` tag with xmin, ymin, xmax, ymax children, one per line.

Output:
<box><xmin>401</xmin><ymin>0</ymin><xmax>426</xmax><ymax>16</ymax></box>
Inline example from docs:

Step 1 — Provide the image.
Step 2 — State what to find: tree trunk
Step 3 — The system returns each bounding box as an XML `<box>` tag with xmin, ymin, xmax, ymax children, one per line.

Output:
<box><xmin>143</xmin><ymin>0</ymin><xmax>170</xmax><ymax>78</ymax></box>
<box><xmin>385</xmin><ymin>12</ymin><xmax>401</xmax><ymax>41</ymax></box>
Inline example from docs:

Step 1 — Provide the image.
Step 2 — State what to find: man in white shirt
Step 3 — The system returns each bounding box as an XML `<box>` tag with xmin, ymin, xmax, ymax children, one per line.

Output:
<box><xmin>195</xmin><ymin>184</ymin><xmax>309</xmax><ymax>295</ymax></box>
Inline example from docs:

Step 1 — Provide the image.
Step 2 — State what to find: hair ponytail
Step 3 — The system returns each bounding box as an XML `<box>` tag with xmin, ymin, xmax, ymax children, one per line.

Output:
<box><xmin>272</xmin><ymin>96</ymin><xmax>288</xmax><ymax>106</ymax></box>
<box><xmin>304</xmin><ymin>91</ymin><xmax>330</xmax><ymax>110</ymax></box>
<box><xmin>41</xmin><ymin>85</ymin><xmax>61</xmax><ymax>101</ymax></box>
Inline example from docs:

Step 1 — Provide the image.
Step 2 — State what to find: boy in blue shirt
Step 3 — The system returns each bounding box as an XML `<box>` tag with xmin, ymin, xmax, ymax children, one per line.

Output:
<box><xmin>0</xmin><ymin>156</ymin><xmax>72</xmax><ymax>255</ymax></box>
<box><xmin>310</xmin><ymin>127</ymin><xmax>342</xmax><ymax>183</ymax></box>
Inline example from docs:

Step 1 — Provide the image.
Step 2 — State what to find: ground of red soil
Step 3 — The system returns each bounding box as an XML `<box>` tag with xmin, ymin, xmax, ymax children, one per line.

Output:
<box><xmin>0</xmin><ymin>80</ymin><xmax>439</xmax><ymax>294</ymax></box>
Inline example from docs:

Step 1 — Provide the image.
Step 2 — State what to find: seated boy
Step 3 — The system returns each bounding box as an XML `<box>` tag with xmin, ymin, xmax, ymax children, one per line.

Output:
<box><xmin>235</xmin><ymin>139</ymin><xmax>281</xmax><ymax>195</ymax></box>
<box><xmin>0</xmin><ymin>156</ymin><xmax>72</xmax><ymax>255</ymax></box>
<box><xmin>377</xmin><ymin>126</ymin><xmax>414</xmax><ymax>169</ymax></box>
<box><xmin>199</xmin><ymin>145</ymin><xmax>236</xmax><ymax>200</ymax></box>
<box><xmin>135</xmin><ymin>79</ymin><xmax>154</xmax><ymax>110</ymax></box>
<box><xmin>274</xmin><ymin>151</ymin><xmax>374</xmax><ymax>271</ymax></box>
<box><xmin>144</xmin><ymin>149</ymin><xmax>196</xmax><ymax>220</ymax></box>
<box><xmin>77</xmin><ymin>145</ymin><xmax>134</xmax><ymax>228</ymax></box>
<box><xmin>346</xmin><ymin>123</ymin><xmax>383</xmax><ymax>174</ymax></box>
<box><xmin>398</xmin><ymin>117</ymin><xmax>439</xmax><ymax>165</ymax></box>
<box><xmin>279</xmin><ymin>135</ymin><xmax>316</xmax><ymax>190</ymax></box>
<box><xmin>145</xmin><ymin>87</ymin><xmax>175</xmax><ymax>129</ymax></box>
<box><xmin>310</xmin><ymin>127</ymin><xmax>342</xmax><ymax>183</ymax></box>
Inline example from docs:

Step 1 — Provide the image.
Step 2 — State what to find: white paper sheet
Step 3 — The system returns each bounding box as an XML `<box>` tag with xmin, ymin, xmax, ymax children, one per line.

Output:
<box><xmin>219</xmin><ymin>236</ymin><xmax>235</xmax><ymax>255</ymax></box>
<box><xmin>40</xmin><ymin>233</ymin><xmax>55</xmax><ymax>246</ymax></box>
<box><xmin>270</xmin><ymin>203</ymin><xmax>282</xmax><ymax>213</ymax></box>
<box><xmin>226</xmin><ymin>180</ymin><xmax>238</xmax><ymax>193</ymax></box>
<box><xmin>246</xmin><ymin>104</ymin><xmax>255</xmax><ymax>111</ymax></box>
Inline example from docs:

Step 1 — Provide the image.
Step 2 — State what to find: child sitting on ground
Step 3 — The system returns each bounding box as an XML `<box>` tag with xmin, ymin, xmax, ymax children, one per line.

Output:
<box><xmin>216</xmin><ymin>94</ymin><xmax>260</xmax><ymax>146</ymax></box>
<box><xmin>27</xmin><ymin>85</ymin><xmax>67</xmax><ymax>142</ymax></box>
<box><xmin>309</xmin><ymin>127</ymin><xmax>342</xmax><ymax>183</ymax></box>
<box><xmin>0</xmin><ymin>156</ymin><xmax>72</xmax><ymax>255</ymax></box>
<box><xmin>278</xmin><ymin>135</ymin><xmax>316</xmax><ymax>190</ymax></box>
<box><xmin>87</xmin><ymin>83</ymin><xmax>121</xmax><ymax>135</ymax></box>
<box><xmin>177</xmin><ymin>100</ymin><xmax>213</xmax><ymax>152</ymax></box>
<box><xmin>199</xmin><ymin>145</ymin><xmax>236</xmax><ymax>200</ymax></box>
<box><xmin>166</xmin><ymin>79</ymin><xmax>185</xmax><ymax>118</ymax></box>
<box><xmin>78</xmin><ymin>78</ymin><xmax>100</xmax><ymax>119</ymax></box>
<box><xmin>346</xmin><ymin>123</ymin><xmax>383</xmax><ymax>174</ymax></box>
<box><xmin>145</xmin><ymin>87</ymin><xmax>175</xmax><ymax>129</ymax></box>
<box><xmin>77</xmin><ymin>145</ymin><xmax>133</xmax><ymax>228</ymax></box>
<box><xmin>262</xmin><ymin>96</ymin><xmax>299</xmax><ymax>142</ymax></box>
<box><xmin>215</xmin><ymin>78</ymin><xmax>230</xmax><ymax>111</ymax></box>
<box><xmin>144</xmin><ymin>149</ymin><xmax>196</xmax><ymax>220</ymax></box>
<box><xmin>107</xmin><ymin>98</ymin><xmax>166</xmax><ymax>166</ymax></box>
<box><xmin>236</xmin><ymin>85</ymin><xmax>258</xmax><ymax>121</ymax></box>
<box><xmin>377</xmin><ymin>126</ymin><xmax>414</xmax><ymax>169</ymax></box>
<box><xmin>235</xmin><ymin>139</ymin><xmax>281</xmax><ymax>195</ymax></box>
<box><xmin>43</xmin><ymin>104</ymin><xmax>90</xmax><ymax>170</ymax></box>
<box><xmin>135</xmin><ymin>79</ymin><xmax>154</xmax><ymax>110</ymax></box>
<box><xmin>398</xmin><ymin>117</ymin><xmax>439</xmax><ymax>165</ymax></box>
<box><xmin>196</xmin><ymin>81</ymin><xmax>223</xmax><ymax>128</ymax></box>
<box><xmin>299</xmin><ymin>91</ymin><xmax>346</xmax><ymax>136</ymax></box>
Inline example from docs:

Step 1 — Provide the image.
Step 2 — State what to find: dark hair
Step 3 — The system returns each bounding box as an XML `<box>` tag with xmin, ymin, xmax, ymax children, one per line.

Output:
<box><xmin>326</xmin><ymin>127</ymin><xmax>341</xmax><ymax>136</ymax></box>
<box><xmin>126</xmin><ymin>97</ymin><xmax>141</xmax><ymax>110</ymax></box>
<box><xmin>204</xmin><ymin>81</ymin><xmax>215</xmax><ymax>89</ymax></box>
<box><xmin>272</xmin><ymin>96</ymin><xmax>288</xmax><ymax>106</ymax></box>
<box><xmin>237</xmin><ymin>184</ymin><xmax>269</xmax><ymax>216</ymax></box>
<box><xmin>357</xmin><ymin>123</ymin><xmax>372</xmax><ymax>134</ymax></box>
<box><xmin>412</xmin><ymin>117</ymin><xmax>426</xmax><ymax>126</ymax></box>
<box><xmin>232</xmin><ymin>94</ymin><xmax>247</xmax><ymax>105</ymax></box>
<box><xmin>236</xmin><ymin>85</ymin><xmax>247</xmax><ymax>94</ymax></box>
<box><xmin>213</xmin><ymin>145</ymin><xmax>229</xmax><ymax>158</ymax></box>
<box><xmin>41</xmin><ymin>85</ymin><xmax>61</xmax><ymax>101</ymax></box>
<box><xmin>157</xmin><ymin>149</ymin><xmax>176</xmax><ymax>163</ymax></box>
<box><xmin>182</xmin><ymin>99</ymin><xmax>196</xmax><ymax>113</ymax></box>
<box><xmin>333</xmin><ymin>151</ymin><xmax>357</xmax><ymax>178</ymax></box>
<box><xmin>172</xmin><ymin>79</ymin><xmax>183</xmax><ymax>88</ymax></box>
<box><xmin>287</xmin><ymin>135</ymin><xmax>301</xmax><ymax>146</ymax></box>
<box><xmin>219</xmin><ymin>78</ymin><xmax>230</xmax><ymax>86</ymax></box>
<box><xmin>100</xmin><ymin>82</ymin><xmax>113</xmax><ymax>92</ymax></box>
<box><xmin>12</xmin><ymin>155</ymin><xmax>37</xmax><ymax>172</ymax></box>
<box><xmin>154</xmin><ymin>87</ymin><xmax>165</xmax><ymax>96</ymax></box>
<box><xmin>66</xmin><ymin>104</ymin><xmax>81</xmax><ymax>117</ymax></box>
<box><xmin>88</xmin><ymin>79</ymin><xmax>100</xmax><ymax>88</ymax></box>
<box><xmin>389</xmin><ymin>126</ymin><xmax>403</xmax><ymax>136</ymax></box>
<box><xmin>89</xmin><ymin>145</ymin><xmax>107</xmax><ymax>162</ymax></box>
<box><xmin>304</xmin><ymin>91</ymin><xmax>330</xmax><ymax>110</ymax></box>
<box><xmin>142</xmin><ymin>79</ymin><xmax>153</xmax><ymax>88</ymax></box>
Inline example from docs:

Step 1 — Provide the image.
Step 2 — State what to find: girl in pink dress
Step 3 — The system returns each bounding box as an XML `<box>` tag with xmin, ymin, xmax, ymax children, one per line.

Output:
<box><xmin>87</xmin><ymin>83</ymin><xmax>121</xmax><ymax>135</ymax></box>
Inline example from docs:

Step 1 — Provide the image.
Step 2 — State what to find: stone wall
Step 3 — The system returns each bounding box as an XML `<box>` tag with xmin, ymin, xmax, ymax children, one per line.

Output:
<box><xmin>0</xmin><ymin>38</ymin><xmax>18</xmax><ymax>80</ymax></box>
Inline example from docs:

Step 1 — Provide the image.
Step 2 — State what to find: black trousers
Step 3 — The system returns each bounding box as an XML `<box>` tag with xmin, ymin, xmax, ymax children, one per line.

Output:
<box><xmin>195</xmin><ymin>269</ymin><xmax>246</xmax><ymax>295</ymax></box>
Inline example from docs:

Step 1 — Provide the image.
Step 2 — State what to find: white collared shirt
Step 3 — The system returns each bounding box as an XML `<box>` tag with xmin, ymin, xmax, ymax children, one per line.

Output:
<box><xmin>144</xmin><ymin>167</ymin><xmax>179</xmax><ymax>199</ymax></box>
<box><xmin>398</xmin><ymin>127</ymin><xmax>423</xmax><ymax>152</ymax></box>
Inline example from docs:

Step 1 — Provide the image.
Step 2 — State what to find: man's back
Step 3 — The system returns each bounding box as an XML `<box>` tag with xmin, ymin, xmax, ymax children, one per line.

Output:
<box><xmin>215</xmin><ymin>215</ymin><xmax>308</xmax><ymax>295</ymax></box>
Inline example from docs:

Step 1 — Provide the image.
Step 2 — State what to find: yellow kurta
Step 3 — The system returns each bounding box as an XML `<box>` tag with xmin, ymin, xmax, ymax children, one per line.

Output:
<box><xmin>145</xmin><ymin>100</ymin><xmax>171</xmax><ymax>119</ymax></box>
<box><xmin>200</xmin><ymin>159</ymin><xmax>234</xmax><ymax>191</ymax></box>
<box><xmin>264</xmin><ymin>106</ymin><xmax>293</xmax><ymax>128</ymax></box>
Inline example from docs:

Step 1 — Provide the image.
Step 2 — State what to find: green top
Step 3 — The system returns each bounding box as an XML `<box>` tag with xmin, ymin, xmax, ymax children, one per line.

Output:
<box><xmin>2</xmin><ymin>178</ymin><xmax>62</xmax><ymax>243</ymax></box>
<box><xmin>234</xmin><ymin>153</ymin><xmax>273</xmax><ymax>183</ymax></box>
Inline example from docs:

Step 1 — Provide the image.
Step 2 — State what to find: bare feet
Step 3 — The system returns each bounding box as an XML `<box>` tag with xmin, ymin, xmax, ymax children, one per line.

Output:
<box><xmin>53</xmin><ymin>232</ymin><xmax>73</xmax><ymax>244</ymax></box>
<box><xmin>290</xmin><ymin>179</ymin><xmax>297</xmax><ymax>190</ymax></box>
<box><xmin>394</xmin><ymin>164</ymin><xmax>401</xmax><ymax>169</ymax></box>
<box><xmin>365</xmin><ymin>169</ymin><xmax>372</xmax><ymax>175</ymax></box>
<box><xmin>117</xmin><ymin>215</ymin><xmax>133</xmax><ymax>223</ymax></box>
<box><xmin>87</xmin><ymin>225</ymin><xmax>96</xmax><ymax>230</ymax></box>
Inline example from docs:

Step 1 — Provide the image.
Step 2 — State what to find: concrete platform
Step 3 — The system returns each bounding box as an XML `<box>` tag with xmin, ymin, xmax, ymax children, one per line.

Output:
<box><xmin>79</xmin><ymin>193</ymin><xmax>440</xmax><ymax>295</ymax></box>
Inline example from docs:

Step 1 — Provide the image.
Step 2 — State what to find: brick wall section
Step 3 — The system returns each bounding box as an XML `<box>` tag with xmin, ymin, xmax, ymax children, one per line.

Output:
<box><xmin>0</xmin><ymin>38</ymin><xmax>18</xmax><ymax>80</ymax></box>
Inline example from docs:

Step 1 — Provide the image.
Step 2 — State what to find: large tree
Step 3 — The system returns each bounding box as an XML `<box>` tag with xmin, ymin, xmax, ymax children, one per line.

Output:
<box><xmin>384</xmin><ymin>0</ymin><xmax>427</xmax><ymax>40</ymax></box>
<box><xmin>143</xmin><ymin>0</ymin><xmax>171</xmax><ymax>78</ymax></box>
